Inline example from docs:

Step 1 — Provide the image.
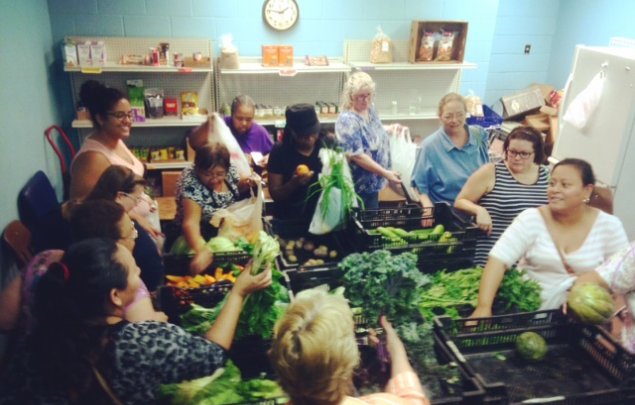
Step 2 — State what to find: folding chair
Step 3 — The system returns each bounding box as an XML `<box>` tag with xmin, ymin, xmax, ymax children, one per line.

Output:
<box><xmin>44</xmin><ymin>125</ymin><xmax>77</xmax><ymax>201</ymax></box>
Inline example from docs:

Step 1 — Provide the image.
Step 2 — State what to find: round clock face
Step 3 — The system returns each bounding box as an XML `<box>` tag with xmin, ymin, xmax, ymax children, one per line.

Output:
<box><xmin>263</xmin><ymin>0</ymin><xmax>299</xmax><ymax>31</ymax></box>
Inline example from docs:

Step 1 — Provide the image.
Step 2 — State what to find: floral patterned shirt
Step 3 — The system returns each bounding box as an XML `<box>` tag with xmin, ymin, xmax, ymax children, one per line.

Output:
<box><xmin>336</xmin><ymin>107</ymin><xmax>391</xmax><ymax>194</ymax></box>
<box><xmin>175</xmin><ymin>164</ymin><xmax>241</xmax><ymax>225</ymax></box>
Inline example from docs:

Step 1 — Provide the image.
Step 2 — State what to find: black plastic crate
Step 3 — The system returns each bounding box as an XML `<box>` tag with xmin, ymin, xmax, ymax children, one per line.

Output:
<box><xmin>353</xmin><ymin>332</ymin><xmax>485</xmax><ymax>404</ymax></box>
<box><xmin>285</xmin><ymin>266</ymin><xmax>343</xmax><ymax>294</ymax></box>
<box><xmin>157</xmin><ymin>282</ymin><xmax>232</xmax><ymax>324</ymax></box>
<box><xmin>164</xmin><ymin>250</ymin><xmax>251</xmax><ymax>276</ymax></box>
<box><xmin>434</xmin><ymin>310</ymin><xmax>635</xmax><ymax>404</ymax></box>
<box><xmin>264</xmin><ymin>218</ymin><xmax>351</xmax><ymax>271</ymax></box>
<box><xmin>352</xmin><ymin>203</ymin><xmax>477</xmax><ymax>273</ymax></box>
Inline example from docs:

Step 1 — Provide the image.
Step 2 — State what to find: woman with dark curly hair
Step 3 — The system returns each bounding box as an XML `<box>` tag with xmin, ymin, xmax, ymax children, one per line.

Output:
<box><xmin>0</xmin><ymin>238</ymin><xmax>271</xmax><ymax>404</ymax></box>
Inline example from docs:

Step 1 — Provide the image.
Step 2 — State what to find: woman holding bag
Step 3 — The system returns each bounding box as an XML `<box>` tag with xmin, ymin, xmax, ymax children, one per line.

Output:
<box><xmin>175</xmin><ymin>143</ymin><xmax>257</xmax><ymax>274</ymax></box>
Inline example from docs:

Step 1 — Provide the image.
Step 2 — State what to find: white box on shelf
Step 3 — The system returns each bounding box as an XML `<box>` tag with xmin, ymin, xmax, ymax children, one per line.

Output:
<box><xmin>77</xmin><ymin>41</ymin><xmax>92</xmax><ymax>66</ymax></box>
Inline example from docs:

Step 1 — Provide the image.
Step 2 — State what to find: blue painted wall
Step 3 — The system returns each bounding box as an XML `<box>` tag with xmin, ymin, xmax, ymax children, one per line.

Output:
<box><xmin>0</xmin><ymin>0</ymin><xmax>62</xmax><ymax>231</ymax></box>
<box><xmin>485</xmin><ymin>0</ymin><xmax>560</xmax><ymax>104</ymax></box>
<box><xmin>548</xmin><ymin>0</ymin><xmax>635</xmax><ymax>89</ymax></box>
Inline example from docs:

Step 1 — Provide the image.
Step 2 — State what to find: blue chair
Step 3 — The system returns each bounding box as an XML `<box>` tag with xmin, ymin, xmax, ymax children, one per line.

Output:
<box><xmin>17</xmin><ymin>171</ymin><xmax>71</xmax><ymax>253</ymax></box>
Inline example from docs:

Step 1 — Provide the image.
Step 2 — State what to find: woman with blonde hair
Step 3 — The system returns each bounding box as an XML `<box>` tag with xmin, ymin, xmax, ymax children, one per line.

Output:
<box><xmin>269</xmin><ymin>289</ymin><xmax>428</xmax><ymax>405</ymax></box>
<box><xmin>336</xmin><ymin>71</ymin><xmax>400</xmax><ymax>209</ymax></box>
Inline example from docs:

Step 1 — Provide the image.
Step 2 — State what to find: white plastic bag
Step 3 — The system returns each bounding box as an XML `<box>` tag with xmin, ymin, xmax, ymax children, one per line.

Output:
<box><xmin>207</xmin><ymin>113</ymin><xmax>252</xmax><ymax>177</ymax></box>
<box><xmin>563</xmin><ymin>71</ymin><xmax>605</xmax><ymax>130</ymax></box>
<box><xmin>210</xmin><ymin>182</ymin><xmax>263</xmax><ymax>242</ymax></box>
<box><xmin>309</xmin><ymin>149</ymin><xmax>358</xmax><ymax>235</ymax></box>
<box><xmin>386</xmin><ymin>124</ymin><xmax>416</xmax><ymax>191</ymax></box>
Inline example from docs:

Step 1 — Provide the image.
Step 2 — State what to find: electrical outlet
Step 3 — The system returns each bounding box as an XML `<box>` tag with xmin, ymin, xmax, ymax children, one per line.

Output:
<box><xmin>524</xmin><ymin>44</ymin><xmax>531</xmax><ymax>54</ymax></box>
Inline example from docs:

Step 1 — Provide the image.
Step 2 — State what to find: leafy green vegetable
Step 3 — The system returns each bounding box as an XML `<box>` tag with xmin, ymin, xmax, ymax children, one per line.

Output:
<box><xmin>308</xmin><ymin>147</ymin><xmax>363</xmax><ymax>217</ymax></box>
<box><xmin>251</xmin><ymin>231</ymin><xmax>280</xmax><ymax>275</ymax></box>
<box><xmin>160</xmin><ymin>360</ymin><xmax>286</xmax><ymax>405</ymax></box>
<box><xmin>418</xmin><ymin>266</ymin><xmax>542</xmax><ymax>321</ymax></box>
<box><xmin>340</xmin><ymin>250</ymin><xmax>431</xmax><ymax>326</ymax></box>
<box><xmin>207</xmin><ymin>236</ymin><xmax>239</xmax><ymax>253</ymax></box>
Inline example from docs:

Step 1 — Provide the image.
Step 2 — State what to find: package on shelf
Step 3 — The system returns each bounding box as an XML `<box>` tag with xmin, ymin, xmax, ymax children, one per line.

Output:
<box><xmin>408</xmin><ymin>21</ymin><xmax>469</xmax><ymax>63</ymax></box>
<box><xmin>262</xmin><ymin>45</ymin><xmax>279</xmax><ymax>66</ymax></box>
<box><xmin>89</xmin><ymin>41</ymin><xmax>106</xmax><ymax>66</ymax></box>
<box><xmin>76</xmin><ymin>41</ymin><xmax>92</xmax><ymax>66</ymax></box>
<box><xmin>164</xmin><ymin>97</ymin><xmax>178</xmax><ymax>116</ymax></box>
<box><xmin>63</xmin><ymin>39</ymin><xmax>78</xmax><ymax>67</ymax></box>
<box><xmin>126</xmin><ymin>79</ymin><xmax>146</xmax><ymax>122</ymax></box>
<box><xmin>278</xmin><ymin>45</ymin><xmax>294</xmax><ymax>66</ymax></box>
<box><xmin>144</xmin><ymin>88</ymin><xmax>165</xmax><ymax>119</ymax></box>
<box><xmin>180</xmin><ymin>91</ymin><xmax>199</xmax><ymax>116</ymax></box>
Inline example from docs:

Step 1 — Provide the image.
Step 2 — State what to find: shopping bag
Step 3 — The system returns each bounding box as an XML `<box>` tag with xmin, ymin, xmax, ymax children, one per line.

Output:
<box><xmin>386</xmin><ymin>123</ymin><xmax>416</xmax><ymax>196</ymax></box>
<box><xmin>207</xmin><ymin>113</ymin><xmax>252</xmax><ymax>178</ymax></box>
<box><xmin>309</xmin><ymin>149</ymin><xmax>358</xmax><ymax>235</ymax></box>
<box><xmin>210</xmin><ymin>182</ymin><xmax>263</xmax><ymax>242</ymax></box>
<box><xmin>563</xmin><ymin>71</ymin><xmax>605</xmax><ymax>130</ymax></box>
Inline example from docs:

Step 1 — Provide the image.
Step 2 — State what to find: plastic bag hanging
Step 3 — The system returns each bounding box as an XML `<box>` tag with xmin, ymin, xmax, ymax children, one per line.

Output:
<box><xmin>563</xmin><ymin>70</ymin><xmax>606</xmax><ymax>130</ymax></box>
<box><xmin>370</xmin><ymin>26</ymin><xmax>393</xmax><ymax>64</ymax></box>
<box><xmin>206</xmin><ymin>113</ymin><xmax>252</xmax><ymax>178</ymax></box>
<box><xmin>308</xmin><ymin>148</ymin><xmax>360</xmax><ymax>235</ymax></box>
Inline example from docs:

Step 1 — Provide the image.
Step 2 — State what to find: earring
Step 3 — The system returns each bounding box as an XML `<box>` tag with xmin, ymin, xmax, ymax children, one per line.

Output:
<box><xmin>583</xmin><ymin>197</ymin><xmax>591</xmax><ymax>204</ymax></box>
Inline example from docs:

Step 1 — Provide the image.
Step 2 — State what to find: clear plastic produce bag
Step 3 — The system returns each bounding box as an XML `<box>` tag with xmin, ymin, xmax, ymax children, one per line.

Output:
<box><xmin>386</xmin><ymin>123</ymin><xmax>416</xmax><ymax>193</ymax></box>
<box><xmin>207</xmin><ymin>113</ymin><xmax>252</xmax><ymax>178</ymax></box>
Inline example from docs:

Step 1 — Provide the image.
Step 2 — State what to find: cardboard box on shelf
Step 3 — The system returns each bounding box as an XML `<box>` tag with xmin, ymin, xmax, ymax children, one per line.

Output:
<box><xmin>500</xmin><ymin>87</ymin><xmax>545</xmax><ymax>119</ymax></box>
<box><xmin>262</xmin><ymin>45</ymin><xmax>279</xmax><ymax>66</ymax></box>
<box><xmin>278</xmin><ymin>45</ymin><xmax>293</xmax><ymax>66</ymax></box>
<box><xmin>408</xmin><ymin>21</ymin><xmax>468</xmax><ymax>63</ymax></box>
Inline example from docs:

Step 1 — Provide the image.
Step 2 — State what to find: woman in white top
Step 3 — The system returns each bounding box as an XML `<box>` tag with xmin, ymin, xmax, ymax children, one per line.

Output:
<box><xmin>471</xmin><ymin>158</ymin><xmax>629</xmax><ymax>317</ymax></box>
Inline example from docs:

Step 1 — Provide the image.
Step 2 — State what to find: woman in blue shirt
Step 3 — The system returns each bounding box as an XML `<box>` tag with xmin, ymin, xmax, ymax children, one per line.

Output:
<box><xmin>335</xmin><ymin>71</ymin><xmax>401</xmax><ymax>209</ymax></box>
<box><xmin>411</xmin><ymin>93</ymin><xmax>489</xmax><ymax>223</ymax></box>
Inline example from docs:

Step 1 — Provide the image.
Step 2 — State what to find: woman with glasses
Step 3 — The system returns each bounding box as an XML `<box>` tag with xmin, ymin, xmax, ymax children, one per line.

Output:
<box><xmin>471</xmin><ymin>158</ymin><xmax>629</xmax><ymax>318</ymax></box>
<box><xmin>70</xmin><ymin>80</ymin><xmax>162</xmax><ymax>241</ymax></box>
<box><xmin>175</xmin><ymin>143</ymin><xmax>256</xmax><ymax>274</ymax></box>
<box><xmin>411</xmin><ymin>93</ymin><xmax>489</xmax><ymax>225</ymax></box>
<box><xmin>335</xmin><ymin>71</ymin><xmax>400</xmax><ymax>209</ymax></box>
<box><xmin>86</xmin><ymin>165</ymin><xmax>165</xmax><ymax>291</ymax></box>
<box><xmin>455</xmin><ymin>126</ymin><xmax>550</xmax><ymax>266</ymax></box>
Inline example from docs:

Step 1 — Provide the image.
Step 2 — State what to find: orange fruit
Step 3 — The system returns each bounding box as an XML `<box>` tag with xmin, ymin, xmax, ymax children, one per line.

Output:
<box><xmin>295</xmin><ymin>164</ymin><xmax>310</xmax><ymax>176</ymax></box>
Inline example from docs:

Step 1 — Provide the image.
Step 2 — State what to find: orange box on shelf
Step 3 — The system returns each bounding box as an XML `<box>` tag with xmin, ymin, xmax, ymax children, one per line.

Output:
<box><xmin>262</xmin><ymin>45</ymin><xmax>279</xmax><ymax>66</ymax></box>
<box><xmin>278</xmin><ymin>45</ymin><xmax>294</xmax><ymax>66</ymax></box>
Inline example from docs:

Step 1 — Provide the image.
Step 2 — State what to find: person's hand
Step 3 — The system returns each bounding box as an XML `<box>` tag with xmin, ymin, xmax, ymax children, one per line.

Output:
<box><xmin>475</xmin><ymin>207</ymin><xmax>493</xmax><ymax>235</ymax></box>
<box><xmin>384</xmin><ymin>170</ymin><xmax>402</xmax><ymax>184</ymax></box>
<box><xmin>379</xmin><ymin>316</ymin><xmax>407</xmax><ymax>359</ymax></box>
<box><xmin>293</xmin><ymin>171</ymin><xmax>315</xmax><ymax>186</ymax></box>
<box><xmin>232</xmin><ymin>264</ymin><xmax>273</xmax><ymax>298</ymax></box>
<box><xmin>190</xmin><ymin>249</ymin><xmax>213</xmax><ymax>275</ymax></box>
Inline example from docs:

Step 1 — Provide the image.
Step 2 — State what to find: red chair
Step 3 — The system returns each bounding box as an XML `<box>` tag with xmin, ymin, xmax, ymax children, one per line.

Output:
<box><xmin>44</xmin><ymin>125</ymin><xmax>77</xmax><ymax>201</ymax></box>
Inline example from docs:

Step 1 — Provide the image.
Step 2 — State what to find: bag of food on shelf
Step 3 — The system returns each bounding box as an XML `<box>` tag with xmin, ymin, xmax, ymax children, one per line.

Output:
<box><xmin>435</xmin><ymin>30</ymin><xmax>456</xmax><ymax>61</ymax></box>
<box><xmin>370</xmin><ymin>26</ymin><xmax>393</xmax><ymax>64</ymax></box>
<box><xmin>207</xmin><ymin>113</ymin><xmax>252</xmax><ymax>177</ymax></box>
<box><xmin>210</xmin><ymin>182</ymin><xmax>263</xmax><ymax>242</ymax></box>
<box><xmin>418</xmin><ymin>31</ymin><xmax>435</xmax><ymax>61</ymax></box>
<box><xmin>219</xmin><ymin>34</ymin><xmax>239</xmax><ymax>69</ymax></box>
<box><xmin>386</xmin><ymin>124</ymin><xmax>416</xmax><ymax>195</ymax></box>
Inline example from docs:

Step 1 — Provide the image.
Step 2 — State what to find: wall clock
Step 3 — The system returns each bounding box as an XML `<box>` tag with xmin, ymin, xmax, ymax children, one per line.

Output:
<box><xmin>263</xmin><ymin>0</ymin><xmax>299</xmax><ymax>31</ymax></box>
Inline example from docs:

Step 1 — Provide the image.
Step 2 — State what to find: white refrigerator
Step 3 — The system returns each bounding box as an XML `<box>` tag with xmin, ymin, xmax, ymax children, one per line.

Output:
<box><xmin>553</xmin><ymin>45</ymin><xmax>635</xmax><ymax>239</ymax></box>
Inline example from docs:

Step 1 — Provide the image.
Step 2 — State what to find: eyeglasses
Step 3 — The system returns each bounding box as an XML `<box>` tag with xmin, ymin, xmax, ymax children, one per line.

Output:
<box><xmin>121</xmin><ymin>192</ymin><xmax>142</xmax><ymax>204</ymax></box>
<box><xmin>107</xmin><ymin>111</ymin><xmax>134</xmax><ymax>121</ymax></box>
<box><xmin>441</xmin><ymin>112</ymin><xmax>466</xmax><ymax>121</ymax></box>
<box><xmin>354</xmin><ymin>93</ymin><xmax>373</xmax><ymax>101</ymax></box>
<box><xmin>507</xmin><ymin>150</ymin><xmax>534</xmax><ymax>159</ymax></box>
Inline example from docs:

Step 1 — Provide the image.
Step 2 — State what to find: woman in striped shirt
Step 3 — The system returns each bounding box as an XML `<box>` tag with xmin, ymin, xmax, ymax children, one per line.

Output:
<box><xmin>471</xmin><ymin>158</ymin><xmax>629</xmax><ymax>317</ymax></box>
<box><xmin>270</xmin><ymin>289</ymin><xmax>428</xmax><ymax>405</ymax></box>
<box><xmin>455</xmin><ymin>126</ymin><xmax>549</xmax><ymax>266</ymax></box>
